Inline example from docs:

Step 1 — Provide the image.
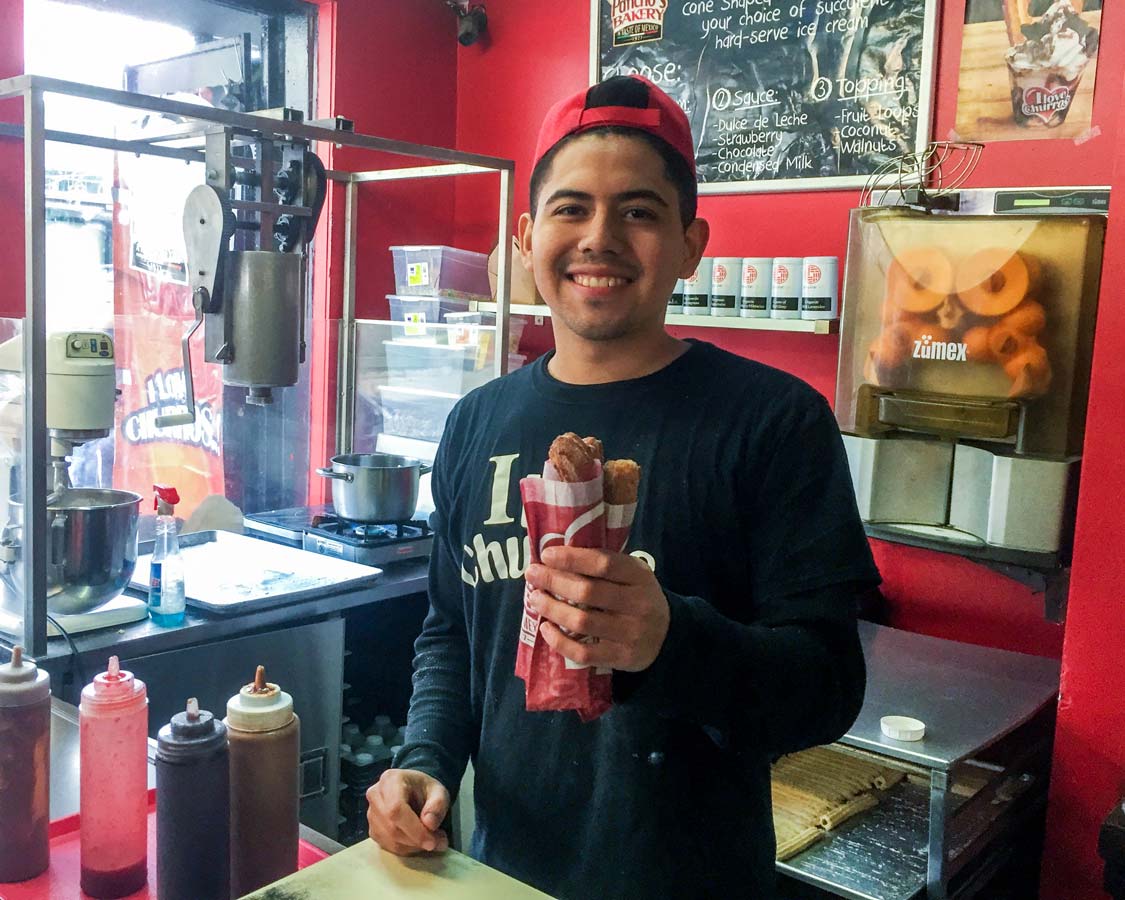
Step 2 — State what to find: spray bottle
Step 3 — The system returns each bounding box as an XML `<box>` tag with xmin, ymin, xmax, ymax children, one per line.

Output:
<box><xmin>149</xmin><ymin>485</ymin><xmax>184</xmax><ymax>627</ymax></box>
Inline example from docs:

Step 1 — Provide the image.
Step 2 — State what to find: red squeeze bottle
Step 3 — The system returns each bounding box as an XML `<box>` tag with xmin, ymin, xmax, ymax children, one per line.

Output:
<box><xmin>79</xmin><ymin>655</ymin><xmax>149</xmax><ymax>898</ymax></box>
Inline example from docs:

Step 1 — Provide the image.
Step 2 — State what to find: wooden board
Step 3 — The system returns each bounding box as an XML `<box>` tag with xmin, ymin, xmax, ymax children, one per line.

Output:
<box><xmin>242</xmin><ymin>839</ymin><xmax>555</xmax><ymax>900</ymax></box>
<box><xmin>954</xmin><ymin>12</ymin><xmax>1101</xmax><ymax>142</ymax></box>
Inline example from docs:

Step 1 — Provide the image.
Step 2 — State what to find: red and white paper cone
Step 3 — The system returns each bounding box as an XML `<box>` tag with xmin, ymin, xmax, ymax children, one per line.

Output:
<box><xmin>516</xmin><ymin>461</ymin><xmax>615</xmax><ymax>720</ymax></box>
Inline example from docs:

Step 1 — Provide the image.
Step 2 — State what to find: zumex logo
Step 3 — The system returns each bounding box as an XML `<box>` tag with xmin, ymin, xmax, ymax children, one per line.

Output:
<box><xmin>611</xmin><ymin>0</ymin><xmax>668</xmax><ymax>46</ymax></box>
<box><xmin>912</xmin><ymin>333</ymin><xmax>967</xmax><ymax>361</ymax></box>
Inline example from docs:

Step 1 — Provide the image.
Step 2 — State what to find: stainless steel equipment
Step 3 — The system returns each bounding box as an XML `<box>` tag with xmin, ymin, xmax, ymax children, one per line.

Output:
<box><xmin>0</xmin><ymin>332</ymin><xmax>141</xmax><ymax>617</ymax></box>
<box><xmin>316</xmin><ymin>454</ymin><xmax>431</xmax><ymax>524</ymax></box>
<box><xmin>836</xmin><ymin>186</ymin><xmax>1108</xmax><ymax>565</ymax></box>
<box><xmin>159</xmin><ymin>118</ymin><xmax>327</xmax><ymax>423</ymax></box>
<box><xmin>244</xmin><ymin>505</ymin><xmax>433</xmax><ymax>567</ymax></box>
<box><xmin>780</xmin><ymin>622</ymin><xmax>1059</xmax><ymax>900</ymax></box>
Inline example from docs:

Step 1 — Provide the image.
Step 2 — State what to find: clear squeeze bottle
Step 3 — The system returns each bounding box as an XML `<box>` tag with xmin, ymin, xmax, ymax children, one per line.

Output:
<box><xmin>0</xmin><ymin>646</ymin><xmax>51</xmax><ymax>883</ymax></box>
<box><xmin>79</xmin><ymin>655</ymin><xmax>149</xmax><ymax>898</ymax></box>
<box><xmin>226</xmin><ymin>664</ymin><xmax>300</xmax><ymax>897</ymax></box>
<box><xmin>155</xmin><ymin>697</ymin><xmax>230</xmax><ymax>900</ymax></box>
<box><xmin>148</xmin><ymin>484</ymin><xmax>184</xmax><ymax>627</ymax></box>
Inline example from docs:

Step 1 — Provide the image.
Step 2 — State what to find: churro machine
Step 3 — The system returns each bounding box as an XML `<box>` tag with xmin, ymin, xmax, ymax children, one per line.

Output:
<box><xmin>835</xmin><ymin>152</ymin><xmax>1108</xmax><ymax>586</ymax></box>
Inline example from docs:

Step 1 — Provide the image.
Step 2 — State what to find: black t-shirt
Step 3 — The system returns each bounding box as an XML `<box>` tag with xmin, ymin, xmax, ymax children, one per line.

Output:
<box><xmin>396</xmin><ymin>339</ymin><xmax>880</xmax><ymax>900</ymax></box>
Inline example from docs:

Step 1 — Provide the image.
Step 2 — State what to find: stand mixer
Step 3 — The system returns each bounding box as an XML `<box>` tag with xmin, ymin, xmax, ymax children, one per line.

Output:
<box><xmin>0</xmin><ymin>331</ymin><xmax>146</xmax><ymax>635</ymax></box>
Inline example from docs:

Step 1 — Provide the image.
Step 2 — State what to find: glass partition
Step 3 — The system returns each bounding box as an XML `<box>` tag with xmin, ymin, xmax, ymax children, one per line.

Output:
<box><xmin>352</xmin><ymin>318</ymin><xmax>526</xmax><ymax>460</ymax></box>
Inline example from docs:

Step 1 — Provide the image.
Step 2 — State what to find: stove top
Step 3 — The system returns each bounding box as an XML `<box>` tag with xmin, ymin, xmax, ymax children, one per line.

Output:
<box><xmin>244</xmin><ymin>505</ymin><xmax>433</xmax><ymax>567</ymax></box>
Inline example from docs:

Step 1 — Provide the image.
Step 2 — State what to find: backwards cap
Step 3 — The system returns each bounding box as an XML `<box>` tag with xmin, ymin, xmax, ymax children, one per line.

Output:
<box><xmin>533</xmin><ymin>75</ymin><xmax>696</xmax><ymax>174</ymax></box>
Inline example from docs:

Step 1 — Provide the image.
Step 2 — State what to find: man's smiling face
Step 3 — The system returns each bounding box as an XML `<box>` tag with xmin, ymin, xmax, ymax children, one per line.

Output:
<box><xmin>518</xmin><ymin>132</ymin><xmax>706</xmax><ymax>344</ymax></box>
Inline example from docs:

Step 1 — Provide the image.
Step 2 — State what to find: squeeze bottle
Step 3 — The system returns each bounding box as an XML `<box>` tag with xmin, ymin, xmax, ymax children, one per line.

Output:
<box><xmin>79</xmin><ymin>655</ymin><xmax>149</xmax><ymax>898</ymax></box>
<box><xmin>226</xmin><ymin>664</ymin><xmax>300</xmax><ymax>896</ymax></box>
<box><xmin>0</xmin><ymin>646</ymin><xmax>51</xmax><ymax>882</ymax></box>
<box><xmin>155</xmin><ymin>697</ymin><xmax>230</xmax><ymax>900</ymax></box>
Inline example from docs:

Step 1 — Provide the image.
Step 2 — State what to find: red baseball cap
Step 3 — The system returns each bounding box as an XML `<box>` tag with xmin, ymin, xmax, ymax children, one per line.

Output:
<box><xmin>533</xmin><ymin>75</ymin><xmax>696</xmax><ymax>175</ymax></box>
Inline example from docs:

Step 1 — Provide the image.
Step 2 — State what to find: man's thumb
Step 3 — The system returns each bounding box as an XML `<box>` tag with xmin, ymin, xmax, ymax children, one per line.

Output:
<box><xmin>420</xmin><ymin>784</ymin><xmax>449</xmax><ymax>831</ymax></box>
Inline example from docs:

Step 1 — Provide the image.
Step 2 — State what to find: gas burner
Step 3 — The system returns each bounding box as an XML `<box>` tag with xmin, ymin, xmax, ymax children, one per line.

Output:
<box><xmin>244</xmin><ymin>505</ymin><xmax>433</xmax><ymax>567</ymax></box>
<box><xmin>309</xmin><ymin>515</ymin><xmax>429</xmax><ymax>544</ymax></box>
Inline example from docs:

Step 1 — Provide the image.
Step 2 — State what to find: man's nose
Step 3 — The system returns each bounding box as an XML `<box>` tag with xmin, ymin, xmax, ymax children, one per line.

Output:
<box><xmin>576</xmin><ymin>209</ymin><xmax>623</xmax><ymax>254</ymax></box>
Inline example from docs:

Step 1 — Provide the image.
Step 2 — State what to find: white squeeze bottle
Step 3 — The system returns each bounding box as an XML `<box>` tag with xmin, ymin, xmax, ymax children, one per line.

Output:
<box><xmin>148</xmin><ymin>484</ymin><xmax>185</xmax><ymax>627</ymax></box>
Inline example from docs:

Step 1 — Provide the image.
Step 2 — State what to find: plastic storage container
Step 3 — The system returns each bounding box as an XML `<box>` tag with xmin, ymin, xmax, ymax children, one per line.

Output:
<box><xmin>383</xmin><ymin>341</ymin><xmax>489</xmax><ymax>394</ymax></box>
<box><xmin>389</xmin><ymin>246</ymin><xmax>491</xmax><ymax>300</ymax></box>
<box><xmin>376</xmin><ymin>386</ymin><xmax>460</xmax><ymax>444</ymax></box>
<box><xmin>387</xmin><ymin>294</ymin><xmax>471</xmax><ymax>341</ymax></box>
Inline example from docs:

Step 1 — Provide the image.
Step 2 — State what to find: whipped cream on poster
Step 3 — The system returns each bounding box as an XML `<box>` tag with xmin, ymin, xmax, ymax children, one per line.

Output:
<box><xmin>1006</xmin><ymin>0</ymin><xmax>1099</xmax><ymax>80</ymax></box>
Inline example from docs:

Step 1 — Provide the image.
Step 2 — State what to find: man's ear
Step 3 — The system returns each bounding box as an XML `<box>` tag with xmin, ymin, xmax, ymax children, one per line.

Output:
<box><xmin>517</xmin><ymin>212</ymin><xmax>535</xmax><ymax>273</ymax></box>
<box><xmin>680</xmin><ymin>217</ymin><xmax>710</xmax><ymax>279</ymax></box>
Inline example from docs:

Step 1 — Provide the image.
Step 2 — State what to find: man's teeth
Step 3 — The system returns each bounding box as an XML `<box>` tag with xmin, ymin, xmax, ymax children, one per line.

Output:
<box><xmin>572</xmin><ymin>274</ymin><xmax>627</xmax><ymax>287</ymax></box>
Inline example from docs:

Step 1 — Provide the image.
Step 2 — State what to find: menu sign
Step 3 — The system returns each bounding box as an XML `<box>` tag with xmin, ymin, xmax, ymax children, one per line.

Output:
<box><xmin>592</xmin><ymin>0</ymin><xmax>938</xmax><ymax>193</ymax></box>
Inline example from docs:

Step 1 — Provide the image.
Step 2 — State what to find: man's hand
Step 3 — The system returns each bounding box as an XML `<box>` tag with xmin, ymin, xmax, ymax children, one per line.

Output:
<box><xmin>525</xmin><ymin>546</ymin><xmax>670</xmax><ymax>672</ymax></box>
<box><xmin>367</xmin><ymin>768</ymin><xmax>450</xmax><ymax>855</ymax></box>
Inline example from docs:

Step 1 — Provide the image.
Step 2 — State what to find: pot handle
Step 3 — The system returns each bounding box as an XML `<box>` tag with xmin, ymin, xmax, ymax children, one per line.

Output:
<box><xmin>316</xmin><ymin>467</ymin><xmax>354</xmax><ymax>482</ymax></box>
<box><xmin>420</xmin><ymin>464</ymin><xmax>433</xmax><ymax>476</ymax></box>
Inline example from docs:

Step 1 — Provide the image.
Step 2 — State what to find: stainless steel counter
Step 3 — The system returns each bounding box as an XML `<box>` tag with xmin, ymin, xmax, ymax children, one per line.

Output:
<box><xmin>844</xmin><ymin>622</ymin><xmax>1060</xmax><ymax>770</ymax></box>
<box><xmin>780</xmin><ymin>622</ymin><xmax>1060</xmax><ymax>900</ymax></box>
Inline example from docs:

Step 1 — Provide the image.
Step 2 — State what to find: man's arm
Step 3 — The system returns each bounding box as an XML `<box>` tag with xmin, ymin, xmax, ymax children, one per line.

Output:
<box><xmin>393</xmin><ymin>532</ymin><xmax>476</xmax><ymax>794</ymax></box>
<box><xmin>528</xmin><ymin>550</ymin><xmax>866</xmax><ymax>757</ymax></box>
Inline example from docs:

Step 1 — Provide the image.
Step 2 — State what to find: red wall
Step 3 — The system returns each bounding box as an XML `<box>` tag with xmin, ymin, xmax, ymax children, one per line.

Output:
<box><xmin>0</xmin><ymin>0</ymin><xmax>22</xmax><ymax>319</ymax></box>
<box><xmin>447</xmin><ymin>2</ymin><xmax>1124</xmax><ymax>894</ymax></box>
<box><xmin>308</xmin><ymin>0</ymin><xmax>458</xmax><ymax>488</ymax></box>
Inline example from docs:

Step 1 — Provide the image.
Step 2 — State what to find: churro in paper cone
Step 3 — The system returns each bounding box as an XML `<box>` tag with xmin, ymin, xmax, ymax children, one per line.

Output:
<box><xmin>515</xmin><ymin>435</ymin><xmax>640</xmax><ymax>721</ymax></box>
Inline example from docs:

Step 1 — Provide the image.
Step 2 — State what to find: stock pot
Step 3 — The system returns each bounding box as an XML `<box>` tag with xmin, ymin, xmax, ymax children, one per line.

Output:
<box><xmin>316</xmin><ymin>453</ymin><xmax>431</xmax><ymax>523</ymax></box>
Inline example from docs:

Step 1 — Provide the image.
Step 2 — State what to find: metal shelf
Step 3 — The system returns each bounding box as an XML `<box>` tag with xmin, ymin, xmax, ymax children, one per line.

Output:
<box><xmin>470</xmin><ymin>302</ymin><xmax>839</xmax><ymax>334</ymax></box>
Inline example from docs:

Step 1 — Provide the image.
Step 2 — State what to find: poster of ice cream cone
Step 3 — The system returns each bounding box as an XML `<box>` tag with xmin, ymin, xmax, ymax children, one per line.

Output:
<box><xmin>955</xmin><ymin>0</ymin><xmax>1102</xmax><ymax>141</ymax></box>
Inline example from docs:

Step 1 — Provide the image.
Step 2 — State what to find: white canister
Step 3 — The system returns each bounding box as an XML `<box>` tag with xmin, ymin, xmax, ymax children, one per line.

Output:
<box><xmin>739</xmin><ymin>258</ymin><xmax>771</xmax><ymax>318</ymax></box>
<box><xmin>770</xmin><ymin>257</ymin><xmax>802</xmax><ymax>319</ymax></box>
<box><xmin>667</xmin><ymin>278</ymin><xmax>685</xmax><ymax>315</ymax></box>
<box><xmin>801</xmin><ymin>256</ymin><xmax>839</xmax><ymax>320</ymax></box>
<box><xmin>682</xmin><ymin>258</ymin><xmax>712</xmax><ymax>316</ymax></box>
<box><xmin>709</xmin><ymin>257</ymin><xmax>740</xmax><ymax>317</ymax></box>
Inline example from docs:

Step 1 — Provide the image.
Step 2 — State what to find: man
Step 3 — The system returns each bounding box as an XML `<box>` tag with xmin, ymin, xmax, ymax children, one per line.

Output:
<box><xmin>367</xmin><ymin>75</ymin><xmax>880</xmax><ymax>899</ymax></box>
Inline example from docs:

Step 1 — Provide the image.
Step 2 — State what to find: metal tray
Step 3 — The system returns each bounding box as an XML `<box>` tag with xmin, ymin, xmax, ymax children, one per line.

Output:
<box><xmin>130</xmin><ymin>530</ymin><xmax>382</xmax><ymax>615</ymax></box>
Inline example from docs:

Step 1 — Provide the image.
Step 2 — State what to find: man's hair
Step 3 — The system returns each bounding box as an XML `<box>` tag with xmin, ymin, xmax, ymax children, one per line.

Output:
<box><xmin>528</xmin><ymin>126</ymin><xmax>698</xmax><ymax>228</ymax></box>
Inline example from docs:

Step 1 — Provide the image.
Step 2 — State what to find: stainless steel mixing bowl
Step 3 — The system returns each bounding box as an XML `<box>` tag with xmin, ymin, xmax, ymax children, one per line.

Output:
<box><xmin>0</xmin><ymin>488</ymin><xmax>143</xmax><ymax>617</ymax></box>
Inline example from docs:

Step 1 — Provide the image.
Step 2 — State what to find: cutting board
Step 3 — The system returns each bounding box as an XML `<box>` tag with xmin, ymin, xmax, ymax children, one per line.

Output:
<box><xmin>954</xmin><ymin>12</ymin><xmax>1101</xmax><ymax>143</ymax></box>
<box><xmin>241</xmin><ymin>840</ymin><xmax>555</xmax><ymax>899</ymax></box>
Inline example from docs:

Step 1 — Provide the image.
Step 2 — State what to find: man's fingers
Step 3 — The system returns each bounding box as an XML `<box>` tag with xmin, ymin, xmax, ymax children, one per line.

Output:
<box><xmin>528</xmin><ymin>589</ymin><xmax>635</xmax><ymax>643</ymax></box>
<box><xmin>369</xmin><ymin>771</ymin><xmax>447</xmax><ymax>854</ymax></box>
<box><xmin>539</xmin><ymin>546</ymin><xmax>644</xmax><ymax>583</ymax></box>
<box><xmin>525</xmin><ymin>565</ymin><xmax>633</xmax><ymax>613</ymax></box>
<box><xmin>419</xmin><ymin>782</ymin><xmax>451</xmax><ymax>832</ymax></box>
<box><xmin>539</xmin><ymin>620</ymin><xmax>619</xmax><ymax>668</ymax></box>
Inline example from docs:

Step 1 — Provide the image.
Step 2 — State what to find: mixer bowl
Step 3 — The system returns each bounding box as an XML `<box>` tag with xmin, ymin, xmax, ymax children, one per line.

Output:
<box><xmin>46</xmin><ymin>488</ymin><xmax>142</xmax><ymax>615</ymax></box>
<box><xmin>0</xmin><ymin>488</ymin><xmax>143</xmax><ymax>617</ymax></box>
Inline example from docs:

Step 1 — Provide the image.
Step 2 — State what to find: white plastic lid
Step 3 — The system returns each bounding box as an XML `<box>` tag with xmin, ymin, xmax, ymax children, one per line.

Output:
<box><xmin>0</xmin><ymin>646</ymin><xmax>50</xmax><ymax>708</ymax></box>
<box><xmin>225</xmin><ymin>665</ymin><xmax>294</xmax><ymax>733</ymax></box>
<box><xmin>881</xmin><ymin>715</ymin><xmax>926</xmax><ymax>742</ymax></box>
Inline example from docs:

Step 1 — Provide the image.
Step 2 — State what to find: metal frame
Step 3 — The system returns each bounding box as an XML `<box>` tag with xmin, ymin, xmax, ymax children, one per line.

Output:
<box><xmin>0</xmin><ymin>74</ymin><xmax>514</xmax><ymax>654</ymax></box>
<box><xmin>333</xmin><ymin>162</ymin><xmax>514</xmax><ymax>455</ymax></box>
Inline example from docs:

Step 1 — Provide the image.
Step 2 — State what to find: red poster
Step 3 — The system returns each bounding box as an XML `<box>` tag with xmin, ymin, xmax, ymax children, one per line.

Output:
<box><xmin>111</xmin><ymin>154</ymin><xmax>224</xmax><ymax>516</ymax></box>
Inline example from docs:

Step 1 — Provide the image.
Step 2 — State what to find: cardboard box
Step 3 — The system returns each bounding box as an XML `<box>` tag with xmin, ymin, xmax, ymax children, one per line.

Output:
<box><xmin>488</xmin><ymin>237</ymin><xmax>546</xmax><ymax>305</ymax></box>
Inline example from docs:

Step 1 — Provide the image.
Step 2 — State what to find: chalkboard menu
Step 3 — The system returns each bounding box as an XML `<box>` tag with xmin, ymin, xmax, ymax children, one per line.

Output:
<box><xmin>591</xmin><ymin>0</ymin><xmax>938</xmax><ymax>193</ymax></box>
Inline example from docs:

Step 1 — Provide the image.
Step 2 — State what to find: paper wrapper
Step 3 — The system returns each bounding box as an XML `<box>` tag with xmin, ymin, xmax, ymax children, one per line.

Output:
<box><xmin>516</xmin><ymin>461</ymin><xmax>637</xmax><ymax>721</ymax></box>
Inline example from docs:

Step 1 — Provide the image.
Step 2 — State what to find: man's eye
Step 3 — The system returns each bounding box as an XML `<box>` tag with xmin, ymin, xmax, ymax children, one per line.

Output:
<box><xmin>552</xmin><ymin>205</ymin><xmax>584</xmax><ymax>217</ymax></box>
<box><xmin>624</xmin><ymin>207</ymin><xmax>657</xmax><ymax>220</ymax></box>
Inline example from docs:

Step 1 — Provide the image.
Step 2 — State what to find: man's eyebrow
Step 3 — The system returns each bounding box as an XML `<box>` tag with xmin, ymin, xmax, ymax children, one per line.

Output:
<box><xmin>542</xmin><ymin>188</ymin><xmax>670</xmax><ymax>207</ymax></box>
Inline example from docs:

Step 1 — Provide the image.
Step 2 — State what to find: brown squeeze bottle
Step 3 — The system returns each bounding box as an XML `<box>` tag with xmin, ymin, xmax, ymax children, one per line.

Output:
<box><xmin>0</xmin><ymin>646</ymin><xmax>51</xmax><ymax>883</ymax></box>
<box><xmin>225</xmin><ymin>664</ymin><xmax>300</xmax><ymax>897</ymax></box>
